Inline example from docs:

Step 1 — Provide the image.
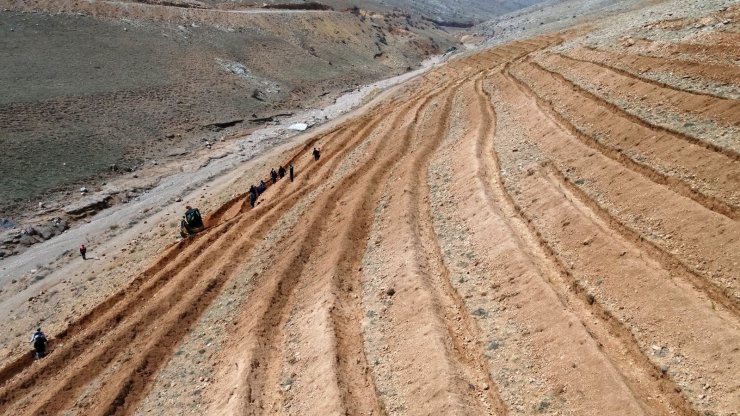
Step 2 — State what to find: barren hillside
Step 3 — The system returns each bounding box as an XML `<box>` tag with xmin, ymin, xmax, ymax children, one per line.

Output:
<box><xmin>0</xmin><ymin>0</ymin><xmax>737</xmax><ymax>415</ymax></box>
<box><xmin>0</xmin><ymin>0</ymin><xmax>456</xmax><ymax>224</ymax></box>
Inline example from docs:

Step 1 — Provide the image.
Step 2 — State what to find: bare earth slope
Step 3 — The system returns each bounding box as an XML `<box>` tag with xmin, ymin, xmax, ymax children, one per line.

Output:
<box><xmin>0</xmin><ymin>0</ymin><xmax>738</xmax><ymax>415</ymax></box>
<box><xmin>0</xmin><ymin>0</ymin><xmax>455</xmax><ymax>221</ymax></box>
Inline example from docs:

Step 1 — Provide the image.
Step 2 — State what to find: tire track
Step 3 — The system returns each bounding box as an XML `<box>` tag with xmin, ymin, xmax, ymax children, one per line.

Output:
<box><xmin>320</xmin><ymin>95</ymin><xmax>446</xmax><ymax>416</ymax></box>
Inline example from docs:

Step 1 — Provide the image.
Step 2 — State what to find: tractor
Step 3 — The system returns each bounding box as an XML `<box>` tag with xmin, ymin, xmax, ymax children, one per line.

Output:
<box><xmin>180</xmin><ymin>205</ymin><xmax>205</xmax><ymax>238</ymax></box>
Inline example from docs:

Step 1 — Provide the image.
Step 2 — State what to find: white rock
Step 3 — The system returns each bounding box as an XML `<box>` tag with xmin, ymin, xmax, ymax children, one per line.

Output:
<box><xmin>288</xmin><ymin>123</ymin><xmax>309</xmax><ymax>131</ymax></box>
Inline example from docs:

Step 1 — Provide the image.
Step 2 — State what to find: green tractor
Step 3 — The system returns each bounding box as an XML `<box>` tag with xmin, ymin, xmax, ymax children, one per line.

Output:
<box><xmin>180</xmin><ymin>205</ymin><xmax>205</xmax><ymax>238</ymax></box>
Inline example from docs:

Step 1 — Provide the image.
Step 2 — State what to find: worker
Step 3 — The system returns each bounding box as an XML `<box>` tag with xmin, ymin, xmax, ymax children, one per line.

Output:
<box><xmin>30</xmin><ymin>328</ymin><xmax>48</xmax><ymax>359</ymax></box>
<box><xmin>271</xmin><ymin>168</ymin><xmax>278</xmax><ymax>184</ymax></box>
<box><xmin>278</xmin><ymin>166</ymin><xmax>286</xmax><ymax>179</ymax></box>
<box><xmin>79</xmin><ymin>244</ymin><xmax>87</xmax><ymax>260</ymax></box>
<box><xmin>249</xmin><ymin>191</ymin><xmax>257</xmax><ymax>208</ymax></box>
<box><xmin>258</xmin><ymin>180</ymin><xmax>267</xmax><ymax>194</ymax></box>
<box><xmin>312</xmin><ymin>147</ymin><xmax>321</xmax><ymax>161</ymax></box>
<box><xmin>289</xmin><ymin>164</ymin><xmax>294</xmax><ymax>182</ymax></box>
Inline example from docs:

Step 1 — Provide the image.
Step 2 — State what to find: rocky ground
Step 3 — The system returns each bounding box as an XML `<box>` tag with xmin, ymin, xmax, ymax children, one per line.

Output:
<box><xmin>0</xmin><ymin>0</ymin><xmax>458</xmax><ymax>252</ymax></box>
<box><xmin>0</xmin><ymin>0</ymin><xmax>737</xmax><ymax>415</ymax></box>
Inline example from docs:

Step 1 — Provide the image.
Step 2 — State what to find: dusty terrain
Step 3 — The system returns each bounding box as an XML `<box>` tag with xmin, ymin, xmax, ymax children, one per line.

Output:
<box><xmin>0</xmin><ymin>0</ymin><xmax>457</xmax><ymax>226</ymax></box>
<box><xmin>0</xmin><ymin>0</ymin><xmax>738</xmax><ymax>415</ymax></box>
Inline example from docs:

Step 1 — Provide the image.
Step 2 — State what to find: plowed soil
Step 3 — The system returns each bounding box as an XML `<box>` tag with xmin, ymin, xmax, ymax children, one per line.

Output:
<box><xmin>0</xmin><ymin>1</ymin><xmax>738</xmax><ymax>415</ymax></box>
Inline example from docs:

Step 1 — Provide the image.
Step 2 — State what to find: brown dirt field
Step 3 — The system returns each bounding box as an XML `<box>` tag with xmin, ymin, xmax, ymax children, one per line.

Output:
<box><xmin>0</xmin><ymin>2</ymin><xmax>738</xmax><ymax>416</ymax></box>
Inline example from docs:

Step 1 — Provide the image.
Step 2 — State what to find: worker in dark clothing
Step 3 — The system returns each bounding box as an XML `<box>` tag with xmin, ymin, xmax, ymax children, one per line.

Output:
<box><xmin>312</xmin><ymin>147</ymin><xmax>321</xmax><ymax>161</ymax></box>
<box><xmin>271</xmin><ymin>168</ymin><xmax>278</xmax><ymax>184</ymax></box>
<box><xmin>258</xmin><ymin>180</ymin><xmax>267</xmax><ymax>194</ymax></box>
<box><xmin>79</xmin><ymin>244</ymin><xmax>87</xmax><ymax>260</ymax></box>
<box><xmin>278</xmin><ymin>166</ymin><xmax>286</xmax><ymax>179</ymax></box>
<box><xmin>289</xmin><ymin>164</ymin><xmax>294</xmax><ymax>182</ymax></box>
<box><xmin>249</xmin><ymin>191</ymin><xmax>257</xmax><ymax>208</ymax></box>
<box><xmin>30</xmin><ymin>328</ymin><xmax>48</xmax><ymax>359</ymax></box>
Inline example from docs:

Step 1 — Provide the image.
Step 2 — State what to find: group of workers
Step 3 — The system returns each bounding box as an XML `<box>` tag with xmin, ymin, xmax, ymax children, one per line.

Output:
<box><xmin>250</xmin><ymin>163</ymin><xmax>295</xmax><ymax>207</ymax></box>
<box><xmin>30</xmin><ymin>148</ymin><xmax>322</xmax><ymax>361</ymax></box>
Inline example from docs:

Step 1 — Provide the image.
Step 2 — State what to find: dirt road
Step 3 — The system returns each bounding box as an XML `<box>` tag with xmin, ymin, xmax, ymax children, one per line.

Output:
<box><xmin>0</xmin><ymin>3</ymin><xmax>738</xmax><ymax>415</ymax></box>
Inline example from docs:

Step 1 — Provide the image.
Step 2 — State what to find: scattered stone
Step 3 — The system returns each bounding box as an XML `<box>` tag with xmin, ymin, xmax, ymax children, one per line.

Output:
<box><xmin>80</xmin><ymin>187</ymin><xmax>88</xmax><ymax>193</ymax></box>
<box><xmin>19</xmin><ymin>235</ymin><xmax>36</xmax><ymax>247</ymax></box>
<box><xmin>288</xmin><ymin>123</ymin><xmax>309</xmax><ymax>131</ymax></box>
<box><xmin>472</xmin><ymin>308</ymin><xmax>488</xmax><ymax>318</ymax></box>
<box><xmin>35</xmin><ymin>225</ymin><xmax>54</xmax><ymax>240</ymax></box>
<box><xmin>385</xmin><ymin>288</ymin><xmax>396</xmax><ymax>297</ymax></box>
<box><xmin>651</xmin><ymin>345</ymin><xmax>669</xmax><ymax>357</ymax></box>
<box><xmin>586</xmin><ymin>293</ymin><xmax>595</xmax><ymax>305</ymax></box>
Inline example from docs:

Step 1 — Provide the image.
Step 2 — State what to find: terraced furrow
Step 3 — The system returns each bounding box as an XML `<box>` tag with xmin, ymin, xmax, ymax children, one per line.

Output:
<box><xmin>613</xmin><ymin>33</ymin><xmax>740</xmax><ymax>64</ymax></box>
<box><xmin>305</xmin><ymin>88</ymin><xmax>459</xmax><ymax>415</ymax></box>
<box><xmin>252</xmin><ymin>102</ymin><xmax>420</xmax><ymax>415</ymax></box>
<box><xmin>0</xmin><ymin>87</ymin><xmax>403</xmax><ymax>416</ymax></box>
<box><xmin>7</xmin><ymin>180</ymin><xmax>323</xmax><ymax>415</ymax></box>
<box><xmin>569</xmin><ymin>47</ymin><xmax>740</xmax><ymax>98</ymax></box>
<box><xmin>405</xmin><ymin>78</ymin><xmax>506</xmax><ymax>415</ymax></box>
<box><xmin>509</xmin><ymin>60</ymin><xmax>740</xmax><ymax>219</ymax></box>
<box><xmin>524</xmin><ymin>59</ymin><xmax>740</xmax><ymax>160</ymax></box>
<box><xmin>475</xmin><ymin>71</ymin><xmax>697</xmax><ymax>415</ymax></box>
<box><xmin>2</xmin><ymin>11</ymin><xmax>738</xmax><ymax>415</ymax></box>
<box><xmin>231</xmin><ymin>84</ymin><xmax>449</xmax><ymax>415</ymax></box>
<box><xmin>0</xmin><ymin>212</ymin><xmax>251</xmax><ymax>402</ymax></box>
<box><xmin>506</xmin><ymin>64</ymin><xmax>740</xmax><ymax>310</ymax></box>
<box><xmin>487</xmin><ymin>70</ymin><xmax>739</xmax><ymax>415</ymax></box>
<box><xmin>356</xmin><ymin>86</ymin><xmax>486</xmax><ymax>416</ymax></box>
<box><xmin>543</xmin><ymin>53</ymin><xmax>740</xmax><ymax>126</ymax></box>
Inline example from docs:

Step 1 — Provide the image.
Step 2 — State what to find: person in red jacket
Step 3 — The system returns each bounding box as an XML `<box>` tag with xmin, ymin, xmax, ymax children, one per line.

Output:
<box><xmin>79</xmin><ymin>244</ymin><xmax>87</xmax><ymax>260</ymax></box>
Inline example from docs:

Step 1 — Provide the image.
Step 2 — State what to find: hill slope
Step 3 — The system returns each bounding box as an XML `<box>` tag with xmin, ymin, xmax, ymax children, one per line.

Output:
<box><xmin>0</xmin><ymin>1</ymin><xmax>456</xmax><ymax>222</ymax></box>
<box><xmin>0</xmin><ymin>0</ymin><xmax>737</xmax><ymax>415</ymax></box>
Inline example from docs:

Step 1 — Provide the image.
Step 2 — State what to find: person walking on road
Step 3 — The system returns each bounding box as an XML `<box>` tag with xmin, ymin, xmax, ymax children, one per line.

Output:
<box><xmin>30</xmin><ymin>328</ymin><xmax>48</xmax><ymax>359</ymax></box>
<box><xmin>79</xmin><ymin>244</ymin><xmax>87</xmax><ymax>260</ymax></box>
<box><xmin>289</xmin><ymin>164</ymin><xmax>294</xmax><ymax>182</ymax></box>
<box><xmin>312</xmin><ymin>147</ymin><xmax>321</xmax><ymax>161</ymax></box>
<box><xmin>271</xmin><ymin>168</ymin><xmax>278</xmax><ymax>184</ymax></box>
<box><xmin>278</xmin><ymin>166</ymin><xmax>286</xmax><ymax>179</ymax></box>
